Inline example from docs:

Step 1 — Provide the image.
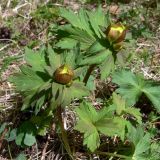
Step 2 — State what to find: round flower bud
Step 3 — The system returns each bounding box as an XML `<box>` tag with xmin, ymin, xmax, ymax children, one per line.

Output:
<box><xmin>54</xmin><ymin>64</ymin><xmax>74</xmax><ymax>85</ymax></box>
<box><xmin>106</xmin><ymin>23</ymin><xmax>126</xmax><ymax>43</ymax></box>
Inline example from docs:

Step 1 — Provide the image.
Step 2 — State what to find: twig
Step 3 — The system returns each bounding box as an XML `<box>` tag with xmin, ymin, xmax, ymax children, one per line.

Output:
<box><xmin>0</xmin><ymin>44</ymin><xmax>10</xmax><ymax>52</ymax></box>
<box><xmin>41</xmin><ymin>135</ymin><xmax>50</xmax><ymax>160</ymax></box>
<box><xmin>8</xmin><ymin>143</ymin><xmax>13</xmax><ymax>160</ymax></box>
<box><xmin>0</xmin><ymin>128</ymin><xmax>8</xmax><ymax>150</ymax></box>
<box><xmin>12</xmin><ymin>3</ymin><xmax>31</xmax><ymax>14</ymax></box>
<box><xmin>6</xmin><ymin>0</ymin><xmax>11</xmax><ymax>8</ymax></box>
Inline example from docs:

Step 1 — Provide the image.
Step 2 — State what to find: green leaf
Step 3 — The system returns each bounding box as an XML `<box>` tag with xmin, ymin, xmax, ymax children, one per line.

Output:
<box><xmin>86</xmin><ymin>40</ymin><xmax>105</xmax><ymax>56</ymax></box>
<box><xmin>113</xmin><ymin>92</ymin><xmax>126</xmax><ymax>115</ymax></box>
<box><xmin>61</xmin><ymin>81</ymin><xmax>90</xmax><ymax>107</ymax></box>
<box><xmin>51</xmin><ymin>82</ymin><xmax>64</xmax><ymax>107</ymax></box>
<box><xmin>133</xmin><ymin>133</ymin><xmax>151</xmax><ymax>158</ymax></box>
<box><xmin>75</xmin><ymin>102</ymin><xmax>127</xmax><ymax>151</ymax></box>
<box><xmin>24</xmin><ymin>47</ymin><xmax>46</xmax><ymax>72</ymax></box>
<box><xmin>23</xmin><ymin>133</ymin><xmax>36</xmax><ymax>146</ymax></box>
<box><xmin>60</xmin><ymin>8</ymin><xmax>84</xmax><ymax>30</ymax></box>
<box><xmin>30</xmin><ymin>111</ymin><xmax>53</xmax><ymax>136</ymax></box>
<box><xmin>56</xmin><ymin>38</ymin><xmax>78</xmax><ymax>49</ymax></box>
<box><xmin>15</xmin><ymin>153</ymin><xmax>27</xmax><ymax>160</ymax></box>
<box><xmin>6</xmin><ymin>128</ymin><xmax>17</xmax><ymax>142</ymax></box>
<box><xmin>148</xmin><ymin>142</ymin><xmax>160</xmax><ymax>160</ymax></box>
<box><xmin>21</xmin><ymin>92</ymin><xmax>36</xmax><ymax>110</ymax></box>
<box><xmin>80</xmin><ymin>49</ymin><xmax>111</xmax><ymax>65</ymax></box>
<box><xmin>48</xmin><ymin>45</ymin><xmax>61</xmax><ymax>70</ymax></box>
<box><xmin>127</xmin><ymin>125</ymin><xmax>144</xmax><ymax>146</ymax></box>
<box><xmin>100</xmin><ymin>54</ymin><xmax>115</xmax><ymax>80</ymax></box>
<box><xmin>16</xmin><ymin>121</ymin><xmax>36</xmax><ymax>147</ymax></box>
<box><xmin>0</xmin><ymin>122</ymin><xmax>7</xmax><ymax>135</ymax></box>
<box><xmin>95</xmin><ymin>116</ymin><xmax>126</xmax><ymax>141</ymax></box>
<box><xmin>87</xmin><ymin>6</ymin><xmax>106</xmax><ymax>38</ymax></box>
<box><xmin>34</xmin><ymin>94</ymin><xmax>46</xmax><ymax>114</ymax></box>
<box><xmin>67</xmin><ymin>27</ymin><xmax>95</xmax><ymax>49</ymax></box>
<box><xmin>83</xmin><ymin>129</ymin><xmax>100</xmax><ymax>152</ymax></box>
<box><xmin>143</xmin><ymin>85</ymin><xmax>160</xmax><ymax>112</ymax></box>
<box><xmin>127</xmin><ymin>125</ymin><xmax>151</xmax><ymax>160</ymax></box>
<box><xmin>16</xmin><ymin>132</ymin><xmax>25</xmax><ymax>146</ymax></box>
<box><xmin>9</xmin><ymin>66</ymin><xmax>45</xmax><ymax>92</ymax></box>
<box><xmin>74</xmin><ymin>102</ymin><xmax>100</xmax><ymax>152</ymax></box>
<box><xmin>64</xmin><ymin>50</ymin><xmax>76</xmax><ymax>69</ymax></box>
<box><xmin>112</xmin><ymin>70</ymin><xmax>160</xmax><ymax>111</ymax></box>
<box><xmin>60</xmin><ymin>8</ymin><xmax>93</xmax><ymax>37</ymax></box>
<box><xmin>112</xmin><ymin>93</ymin><xmax>142</xmax><ymax>124</ymax></box>
<box><xmin>125</xmin><ymin>107</ymin><xmax>142</xmax><ymax>124</ymax></box>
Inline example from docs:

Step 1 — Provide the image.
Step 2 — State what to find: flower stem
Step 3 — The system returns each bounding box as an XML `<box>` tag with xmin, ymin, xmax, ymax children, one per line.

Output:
<box><xmin>56</xmin><ymin>106</ymin><xmax>74</xmax><ymax>160</ymax></box>
<box><xmin>83</xmin><ymin>64</ymin><xmax>96</xmax><ymax>85</ymax></box>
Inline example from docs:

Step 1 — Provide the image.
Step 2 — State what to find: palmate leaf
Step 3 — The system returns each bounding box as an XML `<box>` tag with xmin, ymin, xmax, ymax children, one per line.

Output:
<box><xmin>56</xmin><ymin>26</ymin><xmax>95</xmax><ymax>50</ymax></box>
<box><xmin>57</xmin><ymin>7</ymin><xmax>114</xmax><ymax>79</ymax></box>
<box><xmin>79</xmin><ymin>49</ymin><xmax>111</xmax><ymax>66</ymax></box>
<box><xmin>127</xmin><ymin>125</ymin><xmax>151</xmax><ymax>160</ymax></box>
<box><xmin>133</xmin><ymin>133</ymin><xmax>151</xmax><ymax>159</ymax></box>
<box><xmin>112</xmin><ymin>93</ymin><xmax>142</xmax><ymax>124</ymax></box>
<box><xmin>148</xmin><ymin>142</ymin><xmax>160</xmax><ymax>160</ymax></box>
<box><xmin>74</xmin><ymin>102</ymin><xmax>101</xmax><ymax>152</ymax></box>
<box><xmin>57</xmin><ymin>7</ymin><xmax>110</xmax><ymax>51</ymax></box>
<box><xmin>60</xmin><ymin>8</ymin><xmax>94</xmax><ymax>37</ymax></box>
<box><xmin>100</xmin><ymin>54</ymin><xmax>115</xmax><ymax>80</ymax></box>
<box><xmin>47</xmin><ymin>45</ymin><xmax>62</xmax><ymax>70</ymax></box>
<box><xmin>75</xmin><ymin>102</ymin><xmax>127</xmax><ymax>152</ymax></box>
<box><xmin>95</xmin><ymin>116</ymin><xmax>126</xmax><ymax>141</ymax></box>
<box><xmin>87</xmin><ymin>6</ymin><xmax>109</xmax><ymax>38</ymax></box>
<box><xmin>9</xmin><ymin>66</ymin><xmax>46</xmax><ymax>92</ymax></box>
<box><xmin>24</xmin><ymin>47</ymin><xmax>47</xmax><ymax>72</ymax></box>
<box><xmin>9</xmin><ymin>65</ymin><xmax>50</xmax><ymax>111</ymax></box>
<box><xmin>112</xmin><ymin>70</ymin><xmax>160</xmax><ymax>112</ymax></box>
<box><xmin>143</xmin><ymin>84</ymin><xmax>160</xmax><ymax>111</ymax></box>
<box><xmin>10</xmin><ymin>45</ymin><xmax>88</xmax><ymax>113</ymax></box>
<box><xmin>125</xmin><ymin>107</ymin><xmax>142</xmax><ymax>124</ymax></box>
<box><xmin>56</xmin><ymin>38</ymin><xmax>78</xmax><ymax>50</ymax></box>
<box><xmin>112</xmin><ymin>92</ymin><xmax>126</xmax><ymax>115</ymax></box>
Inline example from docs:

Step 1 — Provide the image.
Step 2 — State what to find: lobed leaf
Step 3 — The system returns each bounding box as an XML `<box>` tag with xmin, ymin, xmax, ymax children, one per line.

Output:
<box><xmin>24</xmin><ymin>47</ymin><xmax>46</xmax><ymax>72</ymax></box>
<box><xmin>112</xmin><ymin>70</ymin><xmax>160</xmax><ymax>112</ymax></box>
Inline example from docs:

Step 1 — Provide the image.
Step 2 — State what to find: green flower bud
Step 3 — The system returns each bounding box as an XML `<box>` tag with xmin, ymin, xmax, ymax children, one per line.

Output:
<box><xmin>54</xmin><ymin>64</ymin><xmax>74</xmax><ymax>85</ymax></box>
<box><xmin>106</xmin><ymin>23</ymin><xmax>126</xmax><ymax>43</ymax></box>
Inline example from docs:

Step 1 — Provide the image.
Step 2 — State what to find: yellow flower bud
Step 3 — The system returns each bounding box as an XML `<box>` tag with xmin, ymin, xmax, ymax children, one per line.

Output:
<box><xmin>106</xmin><ymin>23</ymin><xmax>126</xmax><ymax>43</ymax></box>
<box><xmin>54</xmin><ymin>64</ymin><xmax>74</xmax><ymax>85</ymax></box>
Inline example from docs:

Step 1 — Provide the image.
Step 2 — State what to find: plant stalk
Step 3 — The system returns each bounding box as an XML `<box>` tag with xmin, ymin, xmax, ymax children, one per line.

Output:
<box><xmin>96</xmin><ymin>151</ymin><xmax>131</xmax><ymax>159</ymax></box>
<box><xmin>56</xmin><ymin>105</ymin><xmax>74</xmax><ymax>160</ymax></box>
<box><xmin>83</xmin><ymin>64</ymin><xmax>96</xmax><ymax>85</ymax></box>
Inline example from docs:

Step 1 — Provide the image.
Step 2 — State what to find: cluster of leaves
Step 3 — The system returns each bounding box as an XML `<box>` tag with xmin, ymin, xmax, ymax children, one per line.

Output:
<box><xmin>75</xmin><ymin>93</ymin><xmax>142</xmax><ymax>152</ymax></box>
<box><xmin>51</xmin><ymin>7</ymin><xmax>117</xmax><ymax>79</ymax></box>
<box><xmin>1</xmin><ymin>5</ymin><xmax>160</xmax><ymax>160</ymax></box>
<box><xmin>9</xmin><ymin>46</ymin><xmax>89</xmax><ymax>113</ymax></box>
